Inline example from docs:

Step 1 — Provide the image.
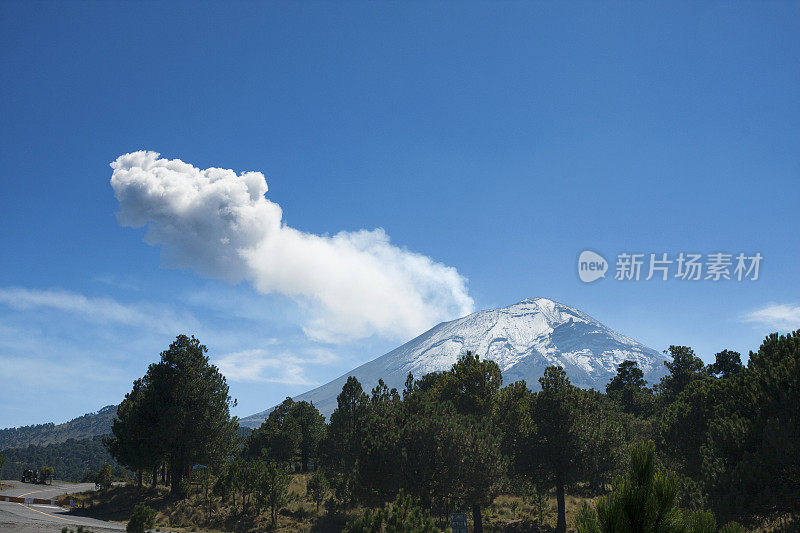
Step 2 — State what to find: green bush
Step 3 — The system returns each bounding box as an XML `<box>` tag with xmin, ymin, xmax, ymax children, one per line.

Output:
<box><xmin>307</xmin><ymin>470</ymin><xmax>329</xmax><ymax>512</ymax></box>
<box><xmin>126</xmin><ymin>503</ymin><xmax>156</xmax><ymax>533</ymax></box>
<box><xmin>344</xmin><ymin>491</ymin><xmax>440</xmax><ymax>532</ymax></box>
<box><xmin>575</xmin><ymin>441</ymin><xmax>743</xmax><ymax>533</ymax></box>
<box><xmin>94</xmin><ymin>463</ymin><xmax>113</xmax><ymax>491</ymax></box>
<box><xmin>176</xmin><ymin>477</ymin><xmax>191</xmax><ymax>499</ymax></box>
<box><xmin>40</xmin><ymin>465</ymin><xmax>54</xmax><ymax>484</ymax></box>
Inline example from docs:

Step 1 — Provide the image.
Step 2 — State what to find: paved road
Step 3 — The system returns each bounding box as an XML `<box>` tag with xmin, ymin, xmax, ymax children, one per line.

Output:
<box><xmin>0</xmin><ymin>480</ymin><xmax>125</xmax><ymax>532</ymax></box>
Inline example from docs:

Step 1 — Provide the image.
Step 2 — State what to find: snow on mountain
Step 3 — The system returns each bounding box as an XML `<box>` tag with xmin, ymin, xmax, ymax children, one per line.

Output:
<box><xmin>240</xmin><ymin>297</ymin><xmax>668</xmax><ymax>426</ymax></box>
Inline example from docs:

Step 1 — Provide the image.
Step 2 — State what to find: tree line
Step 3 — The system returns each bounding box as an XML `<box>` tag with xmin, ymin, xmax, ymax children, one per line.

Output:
<box><xmin>105</xmin><ymin>330</ymin><xmax>800</xmax><ymax>531</ymax></box>
<box><xmin>0</xmin><ymin>435</ymin><xmax>122</xmax><ymax>483</ymax></box>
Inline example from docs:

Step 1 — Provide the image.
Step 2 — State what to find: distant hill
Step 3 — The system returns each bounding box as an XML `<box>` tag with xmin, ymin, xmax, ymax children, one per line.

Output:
<box><xmin>0</xmin><ymin>405</ymin><xmax>117</xmax><ymax>450</ymax></box>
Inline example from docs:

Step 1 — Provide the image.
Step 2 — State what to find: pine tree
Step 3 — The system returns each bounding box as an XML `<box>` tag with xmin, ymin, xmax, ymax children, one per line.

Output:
<box><xmin>526</xmin><ymin>366</ymin><xmax>581</xmax><ymax>533</ymax></box>
<box><xmin>105</xmin><ymin>378</ymin><xmax>162</xmax><ymax>488</ymax></box>
<box><xmin>247</xmin><ymin>397</ymin><xmax>300</xmax><ymax>463</ymax></box>
<box><xmin>706</xmin><ymin>350</ymin><xmax>742</xmax><ymax>378</ymax></box>
<box><xmin>307</xmin><ymin>469</ymin><xmax>329</xmax><ymax>512</ymax></box>
<box><xmin>576</xmin><ymin>441</ymin><xmax>743</xmax><ymax>533</ymax></box>
<box><xmin>324</xmin><ymin>376</ymin><xmax>370</xmax><ymax>506</ymax></box>
<box><xmin>656</xmin><ymin>346</ymin><xmax>706</xmax><ymax>404</ymax></box>
<box><xmin>344</xmin><ymin>491</ymin><xmax>441</xmax><ymax>533</ymax></box>
<box><xmin>702</xmin><ymin>330</ymin><xmax>800</xmax><ymax>513</ymax></box>
<box><xmin>290</xmin><ymin>400</ymin><xmax>326</xmax><ymax>472</ymax></box>
<box><xmin>106</xmin><ymin>335</ymin><xmax>238</xmax><ymax>494</ymax></box>
<box><xmin>259</xmin><ymin>460</ymin><xmax>292</xmax><ymax>527</ymax></box>
<box><xmin>606</xmin><ymin>360</ymin><xmax>654</xmax><ymax>416</ymax></box>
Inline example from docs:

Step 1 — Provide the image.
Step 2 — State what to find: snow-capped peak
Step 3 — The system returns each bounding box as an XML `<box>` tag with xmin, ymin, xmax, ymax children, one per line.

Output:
<box><xmin>241</xmin><ymin>297</ymin><xmax>668</xmax><ymax>425</ymax></box>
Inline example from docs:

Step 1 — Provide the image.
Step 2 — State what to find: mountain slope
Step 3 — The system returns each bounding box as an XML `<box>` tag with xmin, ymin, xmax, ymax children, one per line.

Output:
<box><xmin>241</xmin><ymin>298</ymin><xmax>668</xmax><ymax>426</ymax></box>
<box><xmin>0</xmin><ymin>406</ymin><xmax>116</xmax><ymax>450</ymax></box>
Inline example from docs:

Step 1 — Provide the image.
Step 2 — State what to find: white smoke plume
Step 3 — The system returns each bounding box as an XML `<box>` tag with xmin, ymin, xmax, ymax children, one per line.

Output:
<box><xmin>110</xmin><ymin>151</ymin><xmax>474</xmax><ymax>342</ymax></box>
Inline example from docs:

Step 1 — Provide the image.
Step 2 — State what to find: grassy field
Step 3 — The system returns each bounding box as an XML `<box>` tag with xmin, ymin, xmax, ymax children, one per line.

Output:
<box><xmin>59</xmin><ymin>474</ymin><xmax>797</xmax><ymax>532</ymax></box>
<box><xmin>59</xmin><ymin>473</ymin><xmax>597</xmax><ymax>532</ymax></box>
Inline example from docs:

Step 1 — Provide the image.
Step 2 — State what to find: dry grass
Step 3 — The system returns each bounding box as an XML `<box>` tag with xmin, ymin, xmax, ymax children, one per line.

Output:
<box><xmin>58</xmin><ymin>475</ymin><xmax>353</xmax><ymax>532</ymax></box>
<box><xmin>486</xmin><ymin>492</ymin><xmax>596</xmax><ymax>532</ymax></box>
<box><xmin>742</xmin><ymin>512</ymin><xmax>799</xmax><ymax>533</ymax></box>
<box><xmin>63</xmin><ymin>475</ymin><xmax>791</xmax><ymax>533</ymax></box>
<box><xmin>59</xmin><ymin>480</ymin><xmax>596</xmax><ymax>532</ymax></box>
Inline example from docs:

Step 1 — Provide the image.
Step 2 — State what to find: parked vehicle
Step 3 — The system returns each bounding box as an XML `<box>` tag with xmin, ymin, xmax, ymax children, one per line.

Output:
<box><xmin>20</xmin><ymin>467</ymin><xmax>53</xmax><ymax>484</ymax></box>
<box><xmin>21</xmin><ymin>469</ymin><xmax>39</xmax><ymax>483</ymax></box>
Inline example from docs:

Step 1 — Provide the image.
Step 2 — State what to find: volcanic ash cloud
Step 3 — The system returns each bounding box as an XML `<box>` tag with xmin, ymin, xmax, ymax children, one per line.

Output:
<box><xmin>110</xmin><ymin>151</ymin><xmax>474</xmax><ymax>343</ymax></box>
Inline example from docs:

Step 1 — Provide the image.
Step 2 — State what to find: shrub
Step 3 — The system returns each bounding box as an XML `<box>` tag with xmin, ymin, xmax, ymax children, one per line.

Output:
<box><xmin>525</xmin><ymin>485</ymin><xmax>550</xmax><ymax>525</ymax></box>
<box><xmin>575</xmin><ymin>441</ymin><xmax>744</xmax><ymax>533</ymax></box>
<box><xmin>176</xmin><ymin>477</ymin><xmax>191</xmax><ymax>499</ymax></box>
<box><xmin>94</xmin><ymin>463</ymin><xmax>113</xmax><ymax>491</ymax></box>
<box><xmin>344</xmin><ymin>490</ymin><xmax>440</xmax><ymax>532</ymax></box>
<box><xmin>40</xmin><ymin>465</ymin><xmax>55</xmax><ymax>484</ymax></box>
<box><xmin>307</xmin><ymin>470</ymin><xmax>329</xmax><ymax>512</ymax></box>
<box><xmin>127</xmin><ymin>503</ymin><xmax>156</xmax><ymax>533</ymax></box>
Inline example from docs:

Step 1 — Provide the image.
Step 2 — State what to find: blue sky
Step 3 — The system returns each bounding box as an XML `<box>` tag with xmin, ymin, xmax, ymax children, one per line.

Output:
<box><xmin>1</xmin><ymin>2</ymin><xmax>798</xmax><ymax>427</ymax></box>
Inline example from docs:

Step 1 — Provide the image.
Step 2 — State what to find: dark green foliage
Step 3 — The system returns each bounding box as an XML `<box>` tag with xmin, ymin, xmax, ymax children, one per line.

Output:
<box><xmin>212</xmin><ymin>460</ymin><xmax>238</xmax><ymax>504</ymax></box>
<box><xmin>325</xmin><ymin>376</ymin><xmax>370</xmax><ymax>476</ymax></box>
<box><xmin>95</xmin><ymin>463</ymin><xmax>113</xmax><ymax>490</ymax></box>
<box><xmin>247</xmin><ymin>398</ymin><xmax>325</xmax><ymax>472</ymax></box>
<box><xmin>105</xmin><ymin>378</ymin><xmax>162</xmax><ymax>487</ymax></box>
<box><xmin>606</xmin><ymin>360</ymin><xmax>655</xmax><ymax>417</ymax></box>
<box><xmin>525</xmin><ymin>484</ymin><xmax>551</xmax><ymax>525</ymax></box>
<box><xmin>576</xmin><ymin>441</ymin><xmax>684</xmax><ymax>533</ymax></box>
<box><xmin>353</xmin><ymin>379</ymin><xmax>403</xmax><ymax>505</ymax></box>
<box><xmin>0</xmin><ymin>436</ymin><xmax>121</xmax><ymax>482</ymax></box>
<box><xmin>105</xmin><ymin>335</ymin><xmax>238</xmax><ymax>494</ymax></box>
<box><xmin>701</xmin><ymin>330</ymin><xmax>800</xmax><ymax>514</ymax></box>
<box><xmin>126</xmin><ymin>503</ymin><xmax>156</xmax><ymax>533</ymax></box>
<box><xmin>706</xmin><ymin>350</ymin><xmax>743</xmax><ymax>379</ymax></box>
<box><xmin>344</xmin><ymin>491</ymin><xmax>441</xmax><ymax>533</ymax></box>
<box><xmin>39</xmin><ymin>465</ymin><xmax>54</xmax><ymax>484</ymax></box>
<box><xmin>322</xmin><ymin>355</ymin><xmax>506</xmax><ymax>532</ymax></box>
<box><xmin>525</xmin><ymin>366</ymin><xmax>581</xmax><ymax>533</ymax></box>
<box><xmin>609</xmin><ymin>360</ymin><xmax>647</xmax><ymax>390</ymax></box>
<box><xmin>176</xmin><ymin>477</ymin><xmax>191</xmax><ymax>499</ymax></box>
<box><xmin>7</xmin><ymin>327</ymin><xmax>793</xmax><ymax>531</ymax></box>
<box><xmin>401</xmin><ymin>401</ymin><xmax>505</xmax><ymax>512</ymax></box>
<box><xmin>432</xmin><ymin>351</ymin><xmax>502</xmax><ymax>417</ymax></box>
<box><xmin>576</xmin><ymin>442</ymin><xmax>744</xmax><ymax>533</ymax></box>
<box><xmin>352</xmin><ymin>378</ymin><xmax>506</xmax><ymax>518</ymax></box>
<box><xmin>653</xmin><ymin>331</ymin><xmax>799</xmax><ymax>518</ymax></box>
<box><xmin>684</xmin><ymin>510</ymin><xmax>744</xmax><ymax>533</ymax></box>
<box><xmin>656</xmin><ymin>346</ymin><xmax>707</xmax><ymax>404</ymax></box>
<box><xmin>307</xmin><ymin>469</ymin><xmax>329</xmax><ymax>512</ymax></box>
<box><xmin>493</xmin><ymin>380</ymin><xmax>535</xmax><ymax>470</ymax></box>
<box><xmin>574</xmin><ymin>389</ymin><xmax>631</xmax><ymax>492</ymax></box>
<box><xmin>373</xmin><ymin>359</ymin><xmax>504</xmax><ymax>530</ymax></box>
<box><xmin>411</xmin><ymin>353</ymin><xmax>505</xmax><ymax>532</ymax></box>
<box><xmin>256</xmin><ymin>460</ymin><xmax>292</xmax><ymax>526</ymax></box>
<box><xmin>61</xmin><ymin>527</ymin><xmax>94</xmax><ymax>533</ymax></box>
<box><xmin>237</xmin><ymin>457</ymin><xmax>264</xmax><ymax>509</ymax></box>
<box><xmin>659</xmin><ymin>376</ymin><xmax>719</xmax><ymax>482</ymax></box>
<box><xmin>247</xmin><ymin>397</ymin><xmax>300</xmax><ymax>463</ymax></box>
<box><xmin>291</xmin><ymin>400</ymin><xmax>326</xmax><ymax>472</ymax></box>
<box><xmin>151</xmin><ymin>335</ymin><xmax>238</xmax><ymax>490</ymax></box>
